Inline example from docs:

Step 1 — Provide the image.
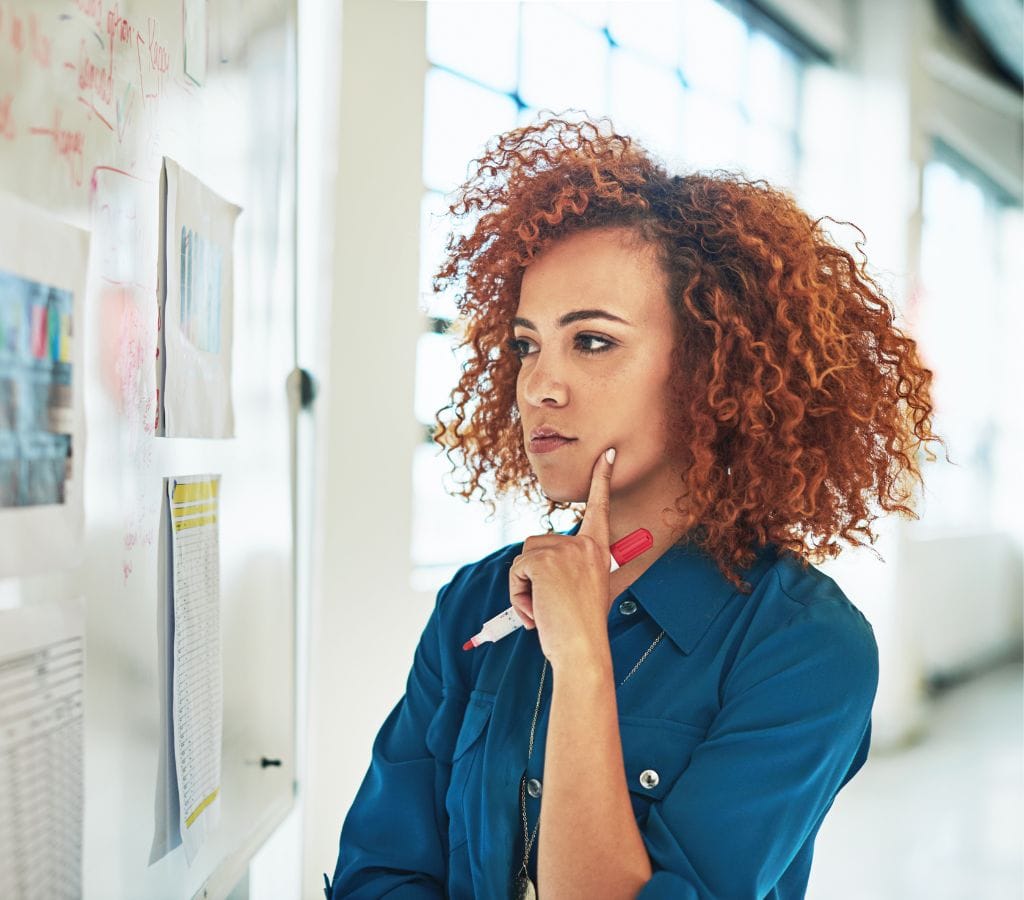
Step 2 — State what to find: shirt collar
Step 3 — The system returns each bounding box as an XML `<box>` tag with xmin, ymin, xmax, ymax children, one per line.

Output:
<box><xmin>565</xmin><ymin>522</ymin><xmax>779</xmax><ymax>655</ymax></box>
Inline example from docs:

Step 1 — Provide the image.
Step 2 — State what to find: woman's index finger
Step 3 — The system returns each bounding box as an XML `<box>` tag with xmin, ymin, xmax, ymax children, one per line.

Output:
<box><xmin>577</xmin><ymin>448</ymin><xmax>615</xmax><ymax>543</ymax></box>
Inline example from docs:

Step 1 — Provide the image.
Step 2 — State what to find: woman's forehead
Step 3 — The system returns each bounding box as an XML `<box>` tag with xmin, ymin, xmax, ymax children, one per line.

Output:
<box><xmin>516</xmin><ymin>228</ymin><xmax>668</xmax><ymax>325</ymax></box>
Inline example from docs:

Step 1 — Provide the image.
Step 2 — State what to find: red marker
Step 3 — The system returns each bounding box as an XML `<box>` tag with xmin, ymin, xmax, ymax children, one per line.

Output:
<box><xmin>461</xmin><ymin>527</ymin><xmax>654</xmax><ymax>650</ymax></box>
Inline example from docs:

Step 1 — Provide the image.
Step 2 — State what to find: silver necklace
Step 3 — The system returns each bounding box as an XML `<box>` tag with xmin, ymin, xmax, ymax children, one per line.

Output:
<box><xmin>512</xmin><ymin>628</ymin><xmax>666</xmax><ymax>899</ymax></box>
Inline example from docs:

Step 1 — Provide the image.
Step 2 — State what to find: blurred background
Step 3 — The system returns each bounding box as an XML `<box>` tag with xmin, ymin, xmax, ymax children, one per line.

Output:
<box><xmin>257</xmin><ymin>1</ymin><xmax>1022</xmax><ymax>897</ymax></box>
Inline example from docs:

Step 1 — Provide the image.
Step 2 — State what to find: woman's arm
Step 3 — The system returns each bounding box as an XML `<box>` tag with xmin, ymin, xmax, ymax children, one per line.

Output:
<box><xmin>513</xmin><ymin>452</ymin><xmax>656</xmax><ymax>897</ymax></box>
<box><xmin>538</xmin><ymin>648</ymin><xmax>654</xmax><ymax>899</ymax></box>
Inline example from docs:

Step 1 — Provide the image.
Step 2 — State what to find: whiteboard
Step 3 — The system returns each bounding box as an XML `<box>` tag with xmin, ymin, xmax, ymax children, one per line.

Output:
<box><xmin>0</xmin><ymin>0</ymin><xmax>297</xmax><ymax>897</ymax></box>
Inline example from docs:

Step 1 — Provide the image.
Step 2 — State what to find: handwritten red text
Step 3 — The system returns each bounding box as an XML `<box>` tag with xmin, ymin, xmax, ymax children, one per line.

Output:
<box><xmin>28</xmin><ymin>14</ymin><xmax>51</xmax><ymax>67</ymax></box>
<box><xmin>30</xmin><ymin>109</ymin><xmax>85</xmax><ymax>186</ymax></box>
<box><xmin>0</xmin><ymin>93</ymin><xmax>14</xmax><ymax>139</ymax></box>
<box><xmin>77</xmin><ymin>37</ymin><xmax>114</xmax><ymax>105</ymax></box>
<box><xmin>106</xmin><ymin>3</ymin><xmax>134</xmax><ymax>46</ymax></box>
<box><xmin>74</xmin><ymin>0</ymin><xmax>103</xmax><ymax>30</ymax></box>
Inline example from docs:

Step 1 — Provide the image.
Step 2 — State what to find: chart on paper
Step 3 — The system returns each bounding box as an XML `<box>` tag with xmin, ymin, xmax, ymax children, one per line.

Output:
<box><xmin>0</xmin><ymin>598</ymin><xmax>85</xmax><ymax>899</ymax></box>
<box><xmin>169</xmin><ymin>474</ymin><xmax>223</xmax><ymax>864</ymax></box>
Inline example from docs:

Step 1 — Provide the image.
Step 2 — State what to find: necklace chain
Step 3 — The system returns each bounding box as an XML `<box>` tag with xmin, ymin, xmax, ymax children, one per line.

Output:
<box><xmin>517</xmin><ymin>627</ymin><xmax>666</xmax><ymax>887</ymax></box>
<box><xmin>620</xmin><ymin>630</ymin><xmax>666</xmax><ymax>685</ymax></box>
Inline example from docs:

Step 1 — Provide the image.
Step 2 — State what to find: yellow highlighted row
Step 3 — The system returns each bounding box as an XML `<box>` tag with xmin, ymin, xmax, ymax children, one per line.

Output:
<box><xmin>185</xmin><ymin>787</ymin><xmax>220</xmax><ymax>828</ymax></box>
<box><xmin>174</xmin><ymin>514</ymin><xmax>217</xmax><ymax>531</ymax></box>
<box><xmin>172</xmin><ymin>501</ymin><xmax>216</xmax><ymax>518</ymax></box>
<box><xmin>172</xmin><ymin>480</ymin><xmax>220</xmax><ymax>503</ymax></box>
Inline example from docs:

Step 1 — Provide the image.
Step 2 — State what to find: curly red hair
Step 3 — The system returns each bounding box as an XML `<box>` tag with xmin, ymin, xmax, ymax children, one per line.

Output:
<box><xmin>433</xmin><ymin>115</ymin><xmax>947</xmax><ymax>591</ymax></box>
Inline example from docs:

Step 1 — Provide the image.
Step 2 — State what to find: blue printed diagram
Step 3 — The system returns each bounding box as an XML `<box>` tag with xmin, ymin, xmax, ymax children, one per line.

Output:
<box><xmin>0</xmin><ymin>270</ymin><xmax>73</xmax><ymax>508</ymax></box>
<box><xmin>179</xmin><ymin>226</ymin><xmax>223</xmax><ymax>354</ymax></box>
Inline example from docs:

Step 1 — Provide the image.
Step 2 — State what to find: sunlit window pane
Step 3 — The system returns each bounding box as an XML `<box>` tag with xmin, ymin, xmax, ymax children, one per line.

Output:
<box><xmin>414</xmin><ymin>331</ymin><xmax>464</xmax><ymax>426</ymax></box>
<box><xmin>518</xmin><ymin>104</ymin><xmax>541</xmax><ymax>127</ymax></box>
<box><xmin>745</xmin><ymin>122</ymin><xmax>797</xmax><ymax>188</ymax></box>
<box><xmin>423</xmin><ymin>68</ymin><xmax>519</xmax><ymax>193</ymax></box>
<box><xmin>552</xmin><ymin>1</ymin><xmax>609</xmax><ymax>30</ymax></box>
<box><xmin>797</xmin><ymin>63</ymin><xmax>855</xmax><ymax>216</ymax></box>
<box><xmin>745</xmin><ymin>31</ymin><xmax>799</xmax><ymax>130</ymax></box>
<box><xmin>916</xmin><ymin>157</ymin><xmax>1006</xmax><ymax>533</ymax></box>
<box><xmin>608</xmin><ymin>49</ymin><xmax>686</xmax><ymax>160</ymax></box>
<box><xmin>519</xmin><ymin>4</ymin><xmax>610</xmax><ymax>117</ymax></box>
<box><xmin>922</xmin><ymin>158</ymin><xmax>985</xmax><ymax>224</ymax></box>
<box><xmin>411</xmin><ymin>437</ymin><xmax>585</xmax><ymax>593</ymax></box>
<box><xmin>681</xmin><ymin>91</ymin><xmax>745</xmax><ymax>171</ymax></box>
<box><xmin>798</xmin><ymin>64</ymin><xmax>851</xmax><ymax>155</ymax></box>
<box><xmin>411</xmin><ymin>443</ymin><xmax>509</xmax><ymax>571</ymax></box>
<box><xmin>606</xmin><ymin>2</ymin><xmax>682</xmax><ymax>68</ymax></box>
<box><xmin>991</xmin><ymin>205</ymin><xmax>1024</xmax><ymax>540</ymax></box>
<box><xmin>679</xmin><ymin>0</ymin><xmax>747</xmax><ymax>101</ymax></box>
<box><xmin>427</xmin><ymin>1</ymin><xmax>520</xmax><ymax>93</ymax></box>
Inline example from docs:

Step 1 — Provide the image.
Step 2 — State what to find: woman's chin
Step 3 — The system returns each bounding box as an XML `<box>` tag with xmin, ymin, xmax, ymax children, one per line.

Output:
<box><xmin>536</xmin><ymin>478</ymin><xmax>589</xmax><ymax>505</ymax></box>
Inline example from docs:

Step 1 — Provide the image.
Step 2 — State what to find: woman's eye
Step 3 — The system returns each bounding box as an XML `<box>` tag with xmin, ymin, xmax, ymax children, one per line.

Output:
<box><xmin>506</xmin><ymin>333</ymin><xmax>614</xmax><ymax>359</ymax></box>
<box><xmin>506</xmin><ymin>337</ymin><xmax>535</xmax><ymax>359</ymax></box>
<box><xmin>575</xmin><ymin>333</ymin><xmax>614</xmax><ymax>354</ymax></box>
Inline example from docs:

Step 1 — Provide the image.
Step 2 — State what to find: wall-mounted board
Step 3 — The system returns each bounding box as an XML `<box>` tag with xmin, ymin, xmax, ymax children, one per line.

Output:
<box><xmin>0</xmin><ymin>1</ymin><xmax>298</xmax><ymax>896</ymax></box>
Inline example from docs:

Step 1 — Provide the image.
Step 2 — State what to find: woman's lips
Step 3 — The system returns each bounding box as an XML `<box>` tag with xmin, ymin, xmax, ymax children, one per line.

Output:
<box><xmin>528</xmin><ymin>436</ymin><xmax>577</xmax><ymax>454</ymax></box>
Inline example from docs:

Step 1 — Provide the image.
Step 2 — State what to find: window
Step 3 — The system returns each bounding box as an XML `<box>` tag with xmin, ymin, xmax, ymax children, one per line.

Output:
<box><xmin>413</xmin><ymin>0</ymin><xmax>811</xmax><ymax>592</ymax></box>
<box><xmin>914</xmin><ymin>143</ymin><xmax>1024</xmax><ymax>540</ymax></box>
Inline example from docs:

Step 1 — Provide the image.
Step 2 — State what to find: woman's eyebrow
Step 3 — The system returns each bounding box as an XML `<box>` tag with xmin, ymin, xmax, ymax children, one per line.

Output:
<box><xmin>513</xmin><ymin>309</ymin><xmax>634</xmax><ymax>330</ymax></box>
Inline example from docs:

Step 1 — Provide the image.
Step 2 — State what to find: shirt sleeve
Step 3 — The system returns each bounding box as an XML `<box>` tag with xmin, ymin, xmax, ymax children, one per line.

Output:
<box><xmin>329</xmin><ymin>582</ymin><xmax>453</xmax><ymax>899</ymax></box>
<box><xmin>636</xmin><ymin>598</ymin><xmax>879</xmax><ymax>898</ymax></box>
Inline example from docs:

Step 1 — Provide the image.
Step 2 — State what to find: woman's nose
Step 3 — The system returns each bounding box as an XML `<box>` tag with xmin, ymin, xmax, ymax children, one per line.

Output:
<box><xmin>521</xmin><ymin>352</ymin><xmax>568</xmax><ymax>407</ymax></box>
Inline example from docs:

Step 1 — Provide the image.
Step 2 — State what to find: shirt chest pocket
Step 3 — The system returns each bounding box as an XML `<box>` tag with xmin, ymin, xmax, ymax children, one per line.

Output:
<box><xmin>445</xmin><ymin>691</ymin><xmax>495</xmax><ymax>853</ymax></box>
<box><xmin>618</xmin><ymin>716</ymin><xmax>706</xmax><ymax>825</ymax></box>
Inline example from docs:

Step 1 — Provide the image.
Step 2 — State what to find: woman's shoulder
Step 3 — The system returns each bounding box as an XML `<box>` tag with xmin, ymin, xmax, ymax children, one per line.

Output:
<box><xmin>718</xmin><ymin>549</ymin><xmax>880</xmax><ymax>711</ymax></box>
<box><xmin>766</xmin><ymin>552</ymin><xmax>873</xmax><ymax>626</ymax></box>
<box><xmin>752</xmin><ymin>550</ymin><xmax>878</xmax><ymax>673</ymax></box>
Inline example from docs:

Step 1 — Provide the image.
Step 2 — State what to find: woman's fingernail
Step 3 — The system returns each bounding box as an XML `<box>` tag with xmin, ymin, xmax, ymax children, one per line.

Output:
<box><xmin>605</xmin><ymin>448</ymin><xmax>616</xmax><ymax>464</ymax></box>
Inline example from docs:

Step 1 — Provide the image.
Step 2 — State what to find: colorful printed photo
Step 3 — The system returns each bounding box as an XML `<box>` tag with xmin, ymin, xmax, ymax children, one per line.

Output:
<box><xmin>0</xmin><ymin>270</ymin><xmax>73</xmax><ymax>507</ymax></box>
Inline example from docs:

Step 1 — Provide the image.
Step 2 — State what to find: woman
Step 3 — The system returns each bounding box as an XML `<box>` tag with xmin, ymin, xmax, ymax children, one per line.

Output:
<box><xmin>328</xmin><ymin>116</ymin><xmax>944</xmax><ymax>898</ymax></box>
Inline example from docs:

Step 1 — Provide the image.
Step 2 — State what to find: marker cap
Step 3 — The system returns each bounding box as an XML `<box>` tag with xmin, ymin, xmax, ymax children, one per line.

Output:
<box><xmin>610</xmin><ymin>528</ymin><xmax>654</xmax><ymax>567</ymax></box>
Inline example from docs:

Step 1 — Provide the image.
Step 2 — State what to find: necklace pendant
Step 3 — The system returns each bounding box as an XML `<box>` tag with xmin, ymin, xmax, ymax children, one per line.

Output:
<box><xmin>513</xmin><ymin>871</ymin><xmax>536</xmax><ymax>900</ymax></box>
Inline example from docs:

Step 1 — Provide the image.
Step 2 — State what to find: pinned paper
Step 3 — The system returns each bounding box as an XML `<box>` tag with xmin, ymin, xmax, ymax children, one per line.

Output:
<box><xmin>150</xmin><ymin>474</ymin><xmax>224</xmax><ymax>865</ymax></box>
<box><xmin>0</xmin><ymin>193</ymin><xmax>88</xmax><ymax>577</ymax></box>
<box><xmin>0</xmin><ymin>597</ymin><xmax>86</xmax><ymax>897</ymax></box>
<box><xmin>157</xmin><ymin>159</ymin><xmax>239</xmax><ymax>438</ymax></box>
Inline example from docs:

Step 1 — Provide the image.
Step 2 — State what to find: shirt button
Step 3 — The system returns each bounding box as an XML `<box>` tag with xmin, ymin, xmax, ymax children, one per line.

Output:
<box><xmin>639</xmin><ymin>769</ymin><xmax>660</xmax><ymax>790</ymax></box>
<box><xmin>527</xmin><ymin>778</ymin><xmax>542</xmax><ymax>798</ymax></box>
<box><xmin>618</xmin><ymin>599</ymin><xmax>638</xmax><ymax>616</ymax></box>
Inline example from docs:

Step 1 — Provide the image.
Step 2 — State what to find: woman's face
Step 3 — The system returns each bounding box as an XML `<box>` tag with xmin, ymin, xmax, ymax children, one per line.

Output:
<box><xmin>513</xmin><ymin>227</ymin><xmax>680</xmax><ymax>507</ymax></box>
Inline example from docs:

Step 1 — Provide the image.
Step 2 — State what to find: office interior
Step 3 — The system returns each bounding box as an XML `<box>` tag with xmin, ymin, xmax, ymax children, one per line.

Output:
<box><xmin>243</xmin><ymin>1</ymin><xmax>1024</xmax><ymax>897</ymax></box>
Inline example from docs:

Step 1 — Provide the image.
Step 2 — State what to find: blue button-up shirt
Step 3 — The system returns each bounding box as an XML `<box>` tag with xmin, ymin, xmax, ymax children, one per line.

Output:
<box><xmin>330</xmin><ymin>528</ymin><xmax>878</xmax><ymax>898</ymax></box>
